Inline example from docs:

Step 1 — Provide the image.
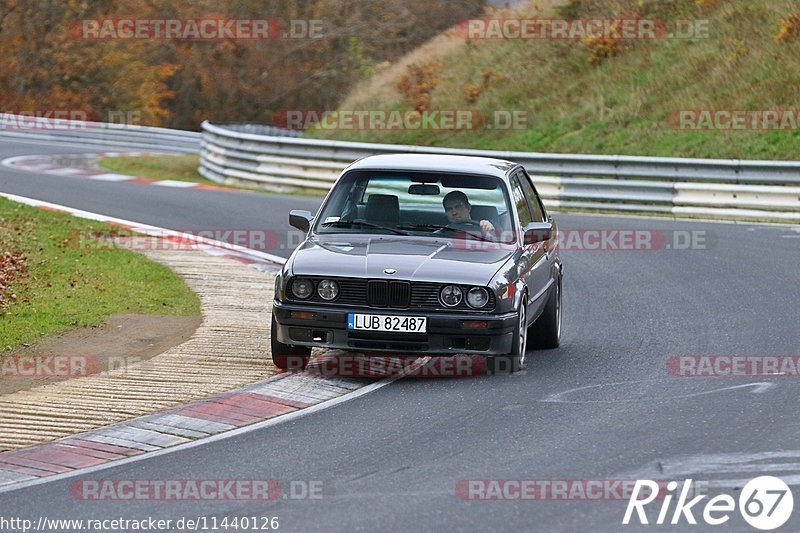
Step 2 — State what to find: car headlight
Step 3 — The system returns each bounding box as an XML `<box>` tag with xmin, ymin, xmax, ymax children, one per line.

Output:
<box><xmin>440</xmin><ymin>285</ymin><xmax>463</xmax><ymax>307</ymax></box>
<box><xmin>317</xmin><ymin>279</ymin><xmax>339</xmax><ymax>301</ymax></box>
<box><xmin>466</xmin><ymin>287</ymin><xmax>489</xmax><ymax>308</ymax></box>
<box><xmin>291</xmin><ymin>278</ymin><xmax>314</xmax><ymax>299</ymax></box>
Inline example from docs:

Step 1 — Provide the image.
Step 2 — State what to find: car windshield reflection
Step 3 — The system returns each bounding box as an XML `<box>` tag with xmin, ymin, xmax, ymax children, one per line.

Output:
<box><xmin>314</xmin><ymin>171</ymin><xmax>517</xmax><ymax>244</ymax></box>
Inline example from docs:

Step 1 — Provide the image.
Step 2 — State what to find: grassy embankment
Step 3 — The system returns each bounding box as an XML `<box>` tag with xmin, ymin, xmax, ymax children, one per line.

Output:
<box><xmin>310</xmin><ymin>0</ymin><xmax>800</xmax><ymax>160</ymax></box>
<box><xmin>0</xmin><ymin>197</ymin><xmax>200</xmax><ymax>351</ymax></box>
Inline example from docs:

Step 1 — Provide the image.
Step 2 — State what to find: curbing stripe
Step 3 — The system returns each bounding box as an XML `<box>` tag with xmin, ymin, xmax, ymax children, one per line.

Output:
<box><xmin>2</xmin><ymin>152</ymin><xmax>239</xmax><ymax>192</ymax></box>
<box><xmin>0</xmin><ymin>456</ymin><xmax>71</xmax><ymax>474</ymax></box>
<box><xmin>14</xmin><ymin>448</ymin><xmax>106</xmax><ymax>470</ymax></box>
<box><xmin>153</xmin><ymin>180</ymin><xmax>198</xmax><ymax>187</ymax></box>
<box><xmin>59</xmin><ymin>438</ymin><xmax>143</xmax><ymax>457</ymax></box>
<box><xmin>0</xmin><ymin>463</ymin><xmax>53</xmax><ymax>477</ymax></box>
<box><xmin>0</xmin><ymin>469</ymin><xmax>34</xmax><ymax>484</ymax></box>
<box><xmin>81</xmin><ymin>435</ymin><xmax>160</xmax><ymax>452</ymax></box>
<box><xmin>0</xmin><ymin>368</ymin><xmax>401</xmax><ymax>490</ymax></box>
<box><xmin>0</xmin><ymin>374</ymin><xmax>400</xmax><ymax>495</ymax></box>
<box><xmin>91</xmin><ymin>426</ymin><xmax>190</xmax><ymax>448</ymax></box>
<box><xmin>127</xmin><ymin>420</ymin><xmax>210</xmax><ymax>440</ymax></box>
<box><xmin>85</xmin><ymin>173</ymin><xmax>135</xmax><ymax>182</ymax></box>
<box><xmin>139</xmin><ymin>414</ymin><xmax>236</xmax><ymax>435</ymax></box>
<box><xmin>52</xmin><ymin>444</ymin><xmax>127</xmax><ymax>461</ymax></box>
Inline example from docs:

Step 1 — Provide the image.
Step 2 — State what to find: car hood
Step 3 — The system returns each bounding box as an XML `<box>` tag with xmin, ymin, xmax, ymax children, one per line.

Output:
<box><xmin>289</xmin><ymin>235</ymin><xmax>515</xmax><ymax>285</ymax></box>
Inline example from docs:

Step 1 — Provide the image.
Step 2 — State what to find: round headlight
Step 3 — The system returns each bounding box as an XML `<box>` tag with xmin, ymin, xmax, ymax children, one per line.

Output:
<box><xmin>467</xmin><ymin>287</ymin><xmax>489</xmax><ymax>308</ymax></box>
<box><xmin>440</xmin><ymin>285</ymin><xmax>463</xmax><ymax>307</ymax></box>
<box><xmin>291</xmin><ymin>279</ymin><xmax>313</xmax><ymax>299</ymax></box>
<box><xmin>317</xmin><ymin>279</ymin><xmax>339</xmax><ymax>301</ymax></box>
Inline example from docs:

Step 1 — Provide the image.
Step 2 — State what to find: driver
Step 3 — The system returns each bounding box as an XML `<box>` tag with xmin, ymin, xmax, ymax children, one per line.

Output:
<box><xmin>442</xmin><ymin>191</ymin><xmax>495</xmax><ymax>234</ymax></box>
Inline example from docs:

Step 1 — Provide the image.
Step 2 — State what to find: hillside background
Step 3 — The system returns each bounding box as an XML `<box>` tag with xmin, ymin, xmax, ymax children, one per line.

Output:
<box><xmin>311</xmin><ymin>0</ymin><xmax>800</xmax><ymax>160</ymax></box>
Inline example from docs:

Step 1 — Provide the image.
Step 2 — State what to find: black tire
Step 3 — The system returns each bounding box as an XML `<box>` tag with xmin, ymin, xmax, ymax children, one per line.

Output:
<box><xmin>270</xmin><ymin>315</ymin><xmax>311</xmax><ymax>371</ymax></box>
<box><xmin>486</xmin><ymin>295</ymin><xmax>527</xmax><ymax>374</ymax></box>
<box><xmin>528</xmin><ymin>275</ymin><xmax>561</xmax><ymax>350</ymax></box>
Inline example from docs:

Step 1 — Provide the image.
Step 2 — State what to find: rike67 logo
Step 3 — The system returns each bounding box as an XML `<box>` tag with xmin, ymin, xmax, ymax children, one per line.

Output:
<box><xmin>624</xmin><ymin>477</ymin><xmax>793</xmax><ymax>530</ymax></box>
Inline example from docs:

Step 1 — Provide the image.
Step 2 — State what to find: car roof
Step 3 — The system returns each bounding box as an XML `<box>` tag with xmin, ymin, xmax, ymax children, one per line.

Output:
<box><xmin>345</xmin><ymin>154</ymin><xmax>518</xmax><ymax>179</ymax></box>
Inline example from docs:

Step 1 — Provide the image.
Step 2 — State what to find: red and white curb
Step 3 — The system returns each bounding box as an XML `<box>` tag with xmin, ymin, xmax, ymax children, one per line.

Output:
<box><xmin>0</xmin><ymin>352</ymin><xmax>420</xmax><ymax>490</ymax></box>
<box><xmin>2</xmin><ymin>152</ymin><xmax>235</xmax><ymax>192</ymax></box>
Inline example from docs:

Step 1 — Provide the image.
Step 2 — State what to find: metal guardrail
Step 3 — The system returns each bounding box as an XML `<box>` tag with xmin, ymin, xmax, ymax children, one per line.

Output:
<box><xmin>200</xmin><ymin>121</ymin><xmax>800</xmax><ymax>222</ymax></box>
<box><xmin>4</xmin><ymin>112</ymin><xmax>794</xmax><ymax>222</ymax></box>
<box><xmin>0</xmin><ymin>113</ymin><xmax>200</xmax><ymax>153</ymax></box>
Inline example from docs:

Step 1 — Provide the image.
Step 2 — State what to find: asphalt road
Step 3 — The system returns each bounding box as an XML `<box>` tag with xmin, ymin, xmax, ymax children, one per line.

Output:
<box><xmin>0</xmin><ymin>140</ymin><xmax>322</xmax><ymax>257</ymax></box>
<box><xmin>1</xmin><ymin>138</ymin><xmax>799</xmax><ymax>532</ymax></box>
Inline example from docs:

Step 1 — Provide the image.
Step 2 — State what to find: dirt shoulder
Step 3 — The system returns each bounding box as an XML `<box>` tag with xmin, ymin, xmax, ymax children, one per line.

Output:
<box><xmin>1</xmin><ymin>314</ymin><xmax>200</xmax><ymax>395</ymax></box>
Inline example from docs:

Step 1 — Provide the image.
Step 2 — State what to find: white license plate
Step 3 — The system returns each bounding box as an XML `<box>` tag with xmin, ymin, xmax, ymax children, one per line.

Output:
<box><xmin>347</xmin><ymin>313</ymin><xmax>427</xmax><ymax>333</ymax></box>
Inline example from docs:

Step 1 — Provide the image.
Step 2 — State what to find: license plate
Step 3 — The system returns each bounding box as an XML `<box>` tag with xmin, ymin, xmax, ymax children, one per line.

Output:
<box><xmin>347</xmin><ymin>313</ymin><xmax>427</xmax><ymax>333</ymax></box>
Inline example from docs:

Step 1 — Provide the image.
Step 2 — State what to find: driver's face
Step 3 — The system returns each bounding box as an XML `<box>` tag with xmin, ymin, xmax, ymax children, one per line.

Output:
<box><xmin>444</xmin><ymin>200</ymin><xmax>471</xmax><ymax>223</ymax></box>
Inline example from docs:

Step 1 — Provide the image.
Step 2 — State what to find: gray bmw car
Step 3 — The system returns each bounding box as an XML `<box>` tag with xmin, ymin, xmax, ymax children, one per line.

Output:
<box><xmin>271</xmin><ymin>154</ymin><xmax>563</xmax><ymax>374</ymax></box>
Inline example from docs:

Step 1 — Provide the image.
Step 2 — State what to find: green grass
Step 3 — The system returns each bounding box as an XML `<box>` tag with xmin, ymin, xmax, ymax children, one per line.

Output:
<box><xmin>98</xmin><ymin>155</ymin><xmax>327</xmax><ymax>197</ymax></box>
<box><xmin>98</xmin><ymin>154</ymin><xmax>214</xmax><ymax>185</ymax></box>
<box><xmin>0</xmin><ymin>197</ymin><xmax>200</xmax><ymax>351</ymax></box>
<box><xmin>311</xmin><ymin>0</ymin><xmax>800</xmax><ymax>160</ymax></box>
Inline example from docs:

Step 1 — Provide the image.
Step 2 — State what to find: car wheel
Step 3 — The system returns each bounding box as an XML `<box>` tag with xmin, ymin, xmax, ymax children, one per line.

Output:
<box><xmin>270</xmin><ymin>315</ymin><xmax>311</xmax><ymax>371</ymax></box>
<box><xmin>487</xmin><ymin>295</ymin><xmax>527</xmax><ymax>374</ymax></box>
<box><xmin>528</xmin><ymin>275</ymin><xmax>561</xmax><ymax>349</ymax></box>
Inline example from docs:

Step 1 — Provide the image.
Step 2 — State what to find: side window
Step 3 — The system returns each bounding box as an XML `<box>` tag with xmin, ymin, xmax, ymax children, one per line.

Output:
<box><xmin>509</xmin><ymin>173</ymin><xmax>533</xmax><ymax>227</ymax></box>
<box><xmin>517</xmin><ymin>169</ymin><xmax>546</xmax><ymax>222</ymax></box>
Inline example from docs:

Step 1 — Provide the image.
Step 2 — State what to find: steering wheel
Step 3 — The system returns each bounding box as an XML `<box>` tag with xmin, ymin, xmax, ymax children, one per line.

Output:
<box><xmin>446</xmin><ymin>220</ymin><xmax>482</xmax><ymax>230</ymax></box>
<box><xmin>445</xmin><ymin>219</ymin><xmax>492</xmax><ymax>240</ymax></box>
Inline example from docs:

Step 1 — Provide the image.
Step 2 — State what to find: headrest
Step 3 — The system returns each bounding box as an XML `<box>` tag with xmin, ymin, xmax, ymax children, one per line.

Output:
<box><xmin>365</xmin><ymin>194</ymin><xmax>400</xmax><ymax>225</ymax></box>
<box><xmin>471</xmin><ymin>204</ymin><xmax>498</xmax><ymax>222</ymax></box>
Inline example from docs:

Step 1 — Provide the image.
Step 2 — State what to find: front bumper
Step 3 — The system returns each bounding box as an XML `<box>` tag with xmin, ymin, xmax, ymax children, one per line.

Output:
<box><xmin>272</xmin><ymin>301</ymin><xmax>516</xmax><ymax>356</ymax></box>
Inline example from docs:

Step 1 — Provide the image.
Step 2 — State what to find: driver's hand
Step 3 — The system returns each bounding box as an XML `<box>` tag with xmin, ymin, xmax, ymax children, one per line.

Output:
<box><xmin>480</xmin><ymin>219</ymin><xmax>495</xmax><ymax>233</ymax></box>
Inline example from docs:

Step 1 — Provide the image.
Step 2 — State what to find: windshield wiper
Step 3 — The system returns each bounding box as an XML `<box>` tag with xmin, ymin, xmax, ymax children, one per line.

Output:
<box><xmin>397</xmin><ymin>223</ymin><xmax>496</xmax><ymax>243</ymax></box>
<box><xmin>396</xmin><ymin>223</ymin><xmax>448</xmax><ymax>231</ymax></box>
<box><xmin>321</xmin><ymin>220</ymin><xmax>411</xmax><ymax>236</ymax></box>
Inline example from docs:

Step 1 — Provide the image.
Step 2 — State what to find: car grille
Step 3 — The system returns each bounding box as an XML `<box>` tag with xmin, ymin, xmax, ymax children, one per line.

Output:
<box><xmin>367</xmin><ymin>280</ymin><xmax>410</xmax><ymax>308</ymax></box>
<box><xmin>287</xmin><ymin>277</ymin><xmax>495</xmax><ymax>311</ymax></box>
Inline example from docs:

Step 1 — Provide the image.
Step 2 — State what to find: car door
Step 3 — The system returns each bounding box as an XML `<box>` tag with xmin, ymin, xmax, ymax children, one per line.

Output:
<box><xmin>512</xmin><ymin>167</ymin><xmax>554</xmax><ymax>320</ymax></box>
<box><xmin>509</xmin><ymin>169</ymin><xmax>550</xmax><ymax>322</ymax></box>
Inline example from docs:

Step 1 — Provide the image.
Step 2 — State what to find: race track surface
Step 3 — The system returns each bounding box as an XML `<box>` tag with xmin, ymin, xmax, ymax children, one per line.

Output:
<box><xmin>1</xmin><ymin>139</ymin><xmax>798</xmax><ymax>532</ymax></box>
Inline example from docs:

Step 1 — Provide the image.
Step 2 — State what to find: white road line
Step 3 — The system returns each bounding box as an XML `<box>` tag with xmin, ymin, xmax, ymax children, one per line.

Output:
<box><xmin>541</xmin><ymin>379</ymin><xmax>775</xmax><ymax>403</ymax></box>
<box><xmin>153</xmin><ymin>180</ymin><xmax>199</xmax><ymax>188</ymax></box>
<box><xmin>47</xmin><ymin>168</ymin><xmax>84</xmax><ymax>175</ymax></box>
<box><xmin>0</xmin><ymin>191</ymin><xmax>288</xmax><ymax>266</ymax></box>
<box><xmin>87</xmin><ymin>173</ymin><xmax>134</xmax><ymax>182</ymax></box>
<box><xmin>622</xmin><ymin>450</ymin><xmax>800</xmax><ymax>487</ymax></box>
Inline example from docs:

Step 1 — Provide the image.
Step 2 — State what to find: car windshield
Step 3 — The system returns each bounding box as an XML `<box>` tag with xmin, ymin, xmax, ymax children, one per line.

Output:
<box><xmin>314</xmin><ymin>170</ymin><xmax>516</xmax><ymax>243</ymax></box>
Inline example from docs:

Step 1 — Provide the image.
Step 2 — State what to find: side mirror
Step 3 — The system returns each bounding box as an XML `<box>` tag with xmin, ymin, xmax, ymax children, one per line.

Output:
<box><xmin>289</xmin><ymin>210</ymin><xmax>313</xmax><ymax>233</ymax></box>
<box><xmin>523</xmin><ymin>222</ymin><xmax>552</xmax><ymax>246</ymax></box>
